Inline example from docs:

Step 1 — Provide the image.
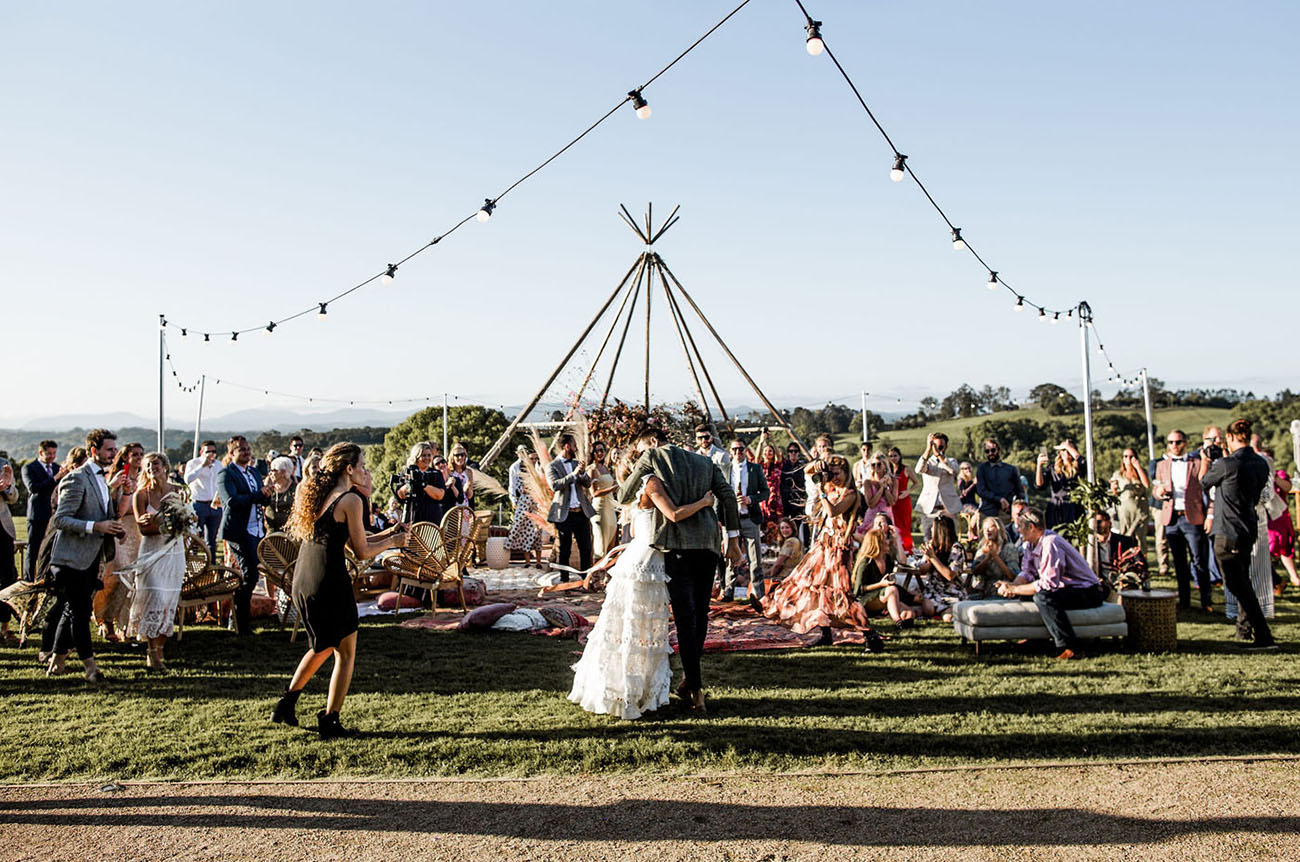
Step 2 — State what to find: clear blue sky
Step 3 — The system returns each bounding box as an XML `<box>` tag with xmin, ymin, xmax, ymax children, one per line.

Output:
<box><xmin>3</xmin><ymin>1</ymin><xmax>1296</xmax><ymax>425</ymax></box>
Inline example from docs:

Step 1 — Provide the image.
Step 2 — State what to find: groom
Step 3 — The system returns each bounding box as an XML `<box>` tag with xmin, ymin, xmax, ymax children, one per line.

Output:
<box><xmin>618</xmin><ymin>424</ymin><xmax>741</xmax><ymax>713</ymax></box>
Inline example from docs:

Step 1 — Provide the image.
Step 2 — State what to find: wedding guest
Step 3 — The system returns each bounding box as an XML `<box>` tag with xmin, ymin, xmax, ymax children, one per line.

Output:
<box><xmin>1266</xmin><ymin>460</ymin><xmax>1299</xmax><ymax>591</ymax></box>
<box><xmin>255</xmin><ymin>448</ymin><xmax>279</xmax><ymax>479</ymax></box>
<box><xmin>1153</xmin><ymin>429</ymin><xmax>1213</xmax><ymax>612</ymax></box>
<box><xmin>1217</xmin><ymin>440</ymin><xmax>1278</xmax><ymax>630</ymax></box>
<box><xmin>95</xmin><ymin>442</ymin><xmax>143</xmax><ymax>643</ymax></box>
<box><xmin>391</xmin><ymin>442</ymin><xmax>447</xmax><ymax>525</ymax></box>
<box><xmin>1036</xmin><ymin>439</ymin><xmax>1086</xmax><ymax>530</ymax></box>
<box><xmin>723</xmin><ymin>436</ymin><xmax>769</xmax><ymax>601</ymax></box>
<box><xmin>0</xmin><ymin>456</ymin><xmax>18</xmax><ymax>641</ymax></box>
<box><xmin>506</xmin><ymin>446</ymin><xmax>544</xmax><ymax>566</ymax></box>
<box><xmin>303</xmin><ymin>452</ymin><xmax>322</xmax><ymax>480</ymax></box>
<box><xmin>1085</xmin><ymin>511</ymin><xmax>1142</xmax><ymax>585</ymax></box>
<box><xmin>853</xmin><ymin>527</ymin><xmax>924</xmax><ymax>627</ymax></box>
<box><xmin>914</xmin><ymin>515</ymin><xmax>968</xmax><ymax>621</ymax></box>
<box><xmin>1147</xmin><ymin>452</ymin><xmax>1172</xmax><ymax>581</ymax></box>
<box><xmin>975</xmin><ymin>438</ymin><xmax>1021</xmax><ymax>530</ymax></box>
<box><xmin>546</xmin><ymin>434</ymin><xmax>594</xmax><ymax>580</ymax></box>
<box><xmin>588</xmin><ymin>441</ymin><xmax>619</xmax><ymax>558</ymax></box>
<box><xmin>1110</xmin><ymin>447</ymin><xmax>1151</xmax><ymax>554</ymax></box>
<box><xmin>263</xmin><ymin>456</ymin><xmax>297</xmax><ymax>533</ymax></box>
<box><xmin>127</xmin><ymin>453</ymin><xmax>187</xmax><ymax>671</ymax></box>
<box><xmin>802</xmin><ymin>434</ymin><xmax>838</xmax><ymax>538</ymax></box>
<box><xmin>915</xmin><ymin>432</ymin><xmax>962</xmax><ymax>539</ymax></box>
<box><xmin>288</xmin><ymin>436</ymin><xmax>306</xmax><ymax>481</ymax></box>
<box><xmin>757</xmin><ymin>440</ymin><xmax>784</xmax><ymax>541</ymax></box>
<box><xmin>694</xmin><ymin>424</ymin><xmax>729</xmax><ymax>469</ymax></box>
<box><xmin>970</xmin><ymin>516</ymin><xmax>1021</xmax><ymax>598</ymax></box>
<box><xmin>780</xmin><ymin>442</ymin><xmax>808</xmax><ymax>542</ymax></box>
<box><xmin>21</xmin><ymin>440</ymin><xmax>65</xmax><ymax>581</ymax></box>
<box><xmin>1199</xmin><ymin>420</ymin><xmax>1275</xmax><ymax>649</ymax></box>
<box><xmin>887</xmin><ymin>446</ymin><xmax>917</xmax><ymax>552</ymax></box>
<box><xmin>34</xmin><ymin>449</ymin><xmax>87</xmax><ymax>661</ymax></box>
<box><xmin>184</xmin><ymin>441</ymin><xmax>223</xmax><ymax>562</ymax></box>
<box><xmin>45</xmin><ymin>429</ymin><xmax>123</xmax><ymax>682</ymax></box>
<box><xmin>957</xmin><ymin>461</ymin><xmax>979</xmax><ymax>540</ymax></box>
<box><xmin>444</xmin><ymin>443</ymin><xmax>474</xmax><ymax>510</ymax></box>
<box><xmin>271</xmin><ymin>443</ymin><xmax>407</xmax><ymax>738</ymax></box>
<box><xmin>218</xmin><ymin>436</ymin><xmax>269</xmax><ymax>636</ymax></box>
<box><xmin>764</xmin><ymin>455</ymin><xmax>883</xmax><ymax>651</ymax></box>
<box><xmin>997</xmin><ymin>506</ymin><xmax>1107</xmax><ymax>660</ymax></box>
<box><xmin>856</xmin><ymin>453</ymin><xmax>896</xmax><ymax>529</ymax></box>
<box><xmin>766</xmin><ymin>518</ymin><xmax>804</xmax><ymax>582</ymax></box>
<box><xmin>851</xmin><ymin>441</ymin><xmax>873</xmax><ymax>489</ymax></box>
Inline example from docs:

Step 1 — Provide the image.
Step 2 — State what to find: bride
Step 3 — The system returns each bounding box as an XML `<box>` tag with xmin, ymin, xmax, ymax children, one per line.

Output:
<box><xmin>127</xmin><ymin>453</ymin><xmax>187</xmax><ymax>671</ymax></box>
<box><xmin>569</xmin><ymin>473</ymin><xmax>716</xmax><ymax>719</ymax></box>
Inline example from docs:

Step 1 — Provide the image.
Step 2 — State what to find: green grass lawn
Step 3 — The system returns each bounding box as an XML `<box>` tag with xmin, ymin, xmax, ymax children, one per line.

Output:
<box><xmin>3</xmin><ymin>576</ymin><xmax>1298</xmax><ymax>783</ymax></box>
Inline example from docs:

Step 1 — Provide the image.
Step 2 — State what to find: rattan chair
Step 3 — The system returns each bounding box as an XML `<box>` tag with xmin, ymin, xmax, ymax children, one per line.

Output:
<box><xmin>257</xmin><ymin>532</ymin><xmax>301</xmax><ymax>641</ymax></box>
<box><xmin>176</xmin><ymin>535</ymin><xmax>244</xmax><ymax>640</ymax></box>
<box><xmin>381</xmin><ymin>515</ymin><xmax>463</xmax><ymax>616</ymax></box>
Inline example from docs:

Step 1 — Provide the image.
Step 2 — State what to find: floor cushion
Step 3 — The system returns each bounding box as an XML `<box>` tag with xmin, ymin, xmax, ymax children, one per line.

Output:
<box><xmin>952</xmin><ymin>599</ymin><xmax>1127</xmax><ymax>644</ymax></box>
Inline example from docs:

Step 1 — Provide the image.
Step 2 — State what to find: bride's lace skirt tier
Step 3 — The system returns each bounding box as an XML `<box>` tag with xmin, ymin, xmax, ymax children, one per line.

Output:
<box><xmin>126</xmin><ymin>535</ymin><xmax>185</xmax><ymax>641</ymax></box>
<box><xmin>569</xmin><ymin>542</ymin><xmax>672</xmax><ymax>720</ymax></box>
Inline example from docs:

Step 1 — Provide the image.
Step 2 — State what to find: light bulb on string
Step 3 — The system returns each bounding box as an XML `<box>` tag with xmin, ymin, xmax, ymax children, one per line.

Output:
<box><xmin>1038</xmin><ymin>308</ymin><xmax>1048</xmax><ymax>322</ymax></box>
<box><xmin>805</xmin><ymin>19</ymin><xmax>824</xmax><ymax>55</ymax></box>
<box><xmin>381</xmin><ymin>264</ymin><xmax>397</xmax><ymax>286</ymax></box>
<box><xmin>318</xmin><ymin>303</ymin><xmax>328</xmax><ymax>320</ymax></box>
<box><xmin>628</xmin><ymin>89</ymin><xmax>651</xmax><ymax>120</ymax></box>
<box><xmin>203</xmin><ymin>333</ymin><xmax>210</xmax><ymax>343</ymax></box>
<box><xmin>265</xmin><ymin>322</ymin><xmax>276</xmax><ymax>337</ymax></box>
<box><xmin>477</xmin><ymin>199</ymin><xmax>495</xmax><ymax>223</ymax></box>
<box><xmin>890</xmin><ymin>154</ymin><xmax>907</xmax><ymax>182</ymax></box>
<box><xmin>987</xmin><ymin>271</ymin><xmax>998</xmax><ymax>290</ymax></box>
<box><xmin>1014</xmin><ymin>296</ymin><xmax>1024</xmax><ymax>312</ymax></box>
<box><xmin>951</xmin><ymin>228</ymin><xmax>965</xmax><ymax>251</ymax></box>
<box><xmin>180</xmin><ymin>328</ymin><xmax>187</xmax><ymax>337</ymax></box>
<box><xmin>1052</xmin><ymin>312</ymin><xmax>1060</xmax><ymax>324</ymax></box>
<box><xmin>231</xmin><ymin>332</ymin><xmax>238</xmax><ymax>342</ymax></box>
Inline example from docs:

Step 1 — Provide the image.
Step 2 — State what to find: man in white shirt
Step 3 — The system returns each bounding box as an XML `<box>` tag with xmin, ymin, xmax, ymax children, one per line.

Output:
<box><xmin>287</xmin><ymin>436</ymin><xmax>306</xmax><ymax>481</ymax></box>
<box><xmin>914</xmin><ymin>432</ymin><xmax>962</xmax><ymax>539</ymax></box>
<box><xmin>722</xmin><ymin>437</ymin><xmax>769</xmax><ymax>601</ymax></box>
<box><xmin>1153</xmin><ymin>429</ymin><xmax>1212</xmax><ymax>611</ymax></box>
<box><xmin>546</xmin><ymin>434</ymin><xmax>594</xmax><ymax>582</ymax></box>
<box><xmin>184</xmin><ymin>440</ymin><xmax>222</xmax><ymax>562</ymax></box>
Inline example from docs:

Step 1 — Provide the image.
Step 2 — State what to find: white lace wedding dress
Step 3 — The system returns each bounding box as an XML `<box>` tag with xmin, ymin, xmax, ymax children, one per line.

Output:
<box><xmin>126</xmin><ymin>503</ymin><xmax>186</xmax><ymax>640</ymax></box>
<box><xmin>568</xmin><ymin>501</ymin><xmax>672</xmax><ymax>719</ymax></box>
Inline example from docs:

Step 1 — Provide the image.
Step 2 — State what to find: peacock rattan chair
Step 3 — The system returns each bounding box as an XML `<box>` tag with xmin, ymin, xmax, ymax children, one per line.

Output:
<box><xmin>257</xmin><ymin>531</ymin><xmax>301</xmax><ymax>641</ymax></box>
<box><xmin>381</xmin><ymin>516</ymin><xmax>461</xmax><ymax>616</ymax></box>
<box><xmin>176</xmin><ymin>535</ymin><xmax>244</xmax><ymax>640</ymax></box>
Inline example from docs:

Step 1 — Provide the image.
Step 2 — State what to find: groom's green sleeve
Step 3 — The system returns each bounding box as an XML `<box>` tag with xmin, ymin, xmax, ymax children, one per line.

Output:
<box><xmin>616</xmin><ymin>451</ymin><xmax>654</xmax><ymax>505</ymax></box>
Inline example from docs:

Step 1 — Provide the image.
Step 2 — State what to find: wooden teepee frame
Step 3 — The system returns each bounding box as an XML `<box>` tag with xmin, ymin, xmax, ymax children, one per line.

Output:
<box><xmin>480</xmin><ymin>205</ymin><xmax>809</xmax><ymax>468</ymax></box>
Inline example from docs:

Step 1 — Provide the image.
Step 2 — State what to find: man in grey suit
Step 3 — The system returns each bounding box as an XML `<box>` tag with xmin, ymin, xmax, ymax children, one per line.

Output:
<box><xmin>618</xmin><ymin>424</ymin><xmax>741</xmax><ymax>713</ymax></box>
<box><xmin>44</xmin><ymin>428</ymin><xmax>124</xmax><ymax>681</ymax></box>
<box><xmin>546</xmin><ymin>433</ymin><xmax>594</xmax><ymax>582</ymax></box>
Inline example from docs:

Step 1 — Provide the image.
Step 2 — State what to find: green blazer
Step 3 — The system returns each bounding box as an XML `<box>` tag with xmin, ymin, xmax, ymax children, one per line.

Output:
<box><xmin>617</xmin><ymin>445</ymin><xmax>741</xmax><ymax>552</ymax></box>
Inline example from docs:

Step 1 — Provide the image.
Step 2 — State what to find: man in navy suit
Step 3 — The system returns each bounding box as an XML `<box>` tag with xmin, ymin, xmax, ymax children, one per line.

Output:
<box><xmin>218</xmin><ymin>436</ymin><xmax>269</xmax><ymax>636</ymax></box>
<box><xmin>22</xmin><ymin>440</ymin><xmax>65</xmax><ymax>580</ymax></box>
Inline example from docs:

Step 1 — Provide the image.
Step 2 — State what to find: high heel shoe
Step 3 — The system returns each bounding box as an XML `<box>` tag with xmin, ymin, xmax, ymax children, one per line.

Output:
<box><xmin>815</xmin><ymin>627</ymin><xmax>834</xmax><ymax>646</ymax></box>
<box><xmin>316</xmin><ymin>710</ymin><xmax>348</xmax><ymax>740</ymax></box>
<box><xmin>271</xmin><ymin>688</ymin><xmax>302</xmax><ymax>727</ymax></box>
<box><xmin>83</xmin><ymin>661</ymin><xmax>106</xmax><ymax>683</ymax></box>
<box><xmin>46</xmin><ymin>654</ymin><xmax>69</xmax><ymax>676</ymax></box>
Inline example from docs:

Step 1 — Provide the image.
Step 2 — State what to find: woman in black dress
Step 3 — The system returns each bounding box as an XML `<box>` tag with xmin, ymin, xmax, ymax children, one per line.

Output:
<box><xmin>271</xmin><ymin>443</ymin><xmax>406</xmax><ymax>738</ymax></box>
<box><xmin>1035</xmin><ymin>439</ymin><xmax>1086</xmax><ymax>530</ymax></box>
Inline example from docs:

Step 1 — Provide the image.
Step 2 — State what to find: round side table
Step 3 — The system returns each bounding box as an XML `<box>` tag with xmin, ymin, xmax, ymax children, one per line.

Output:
<box><xmin>1119</xmin><ymin>588</ymin><xmax>1179</xmax><ymax>652</ymax></box>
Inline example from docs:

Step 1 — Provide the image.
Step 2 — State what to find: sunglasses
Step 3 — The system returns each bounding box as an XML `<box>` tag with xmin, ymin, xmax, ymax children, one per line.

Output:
<box><xmin>730</xmin><ymin>447</ymin><xmax>744</xmax><ymax>453</ymax></box>
<box><xmin>1167</xmin><ymin>439</ymin><xmax>1185</xmax><ymax>444</ymax></box>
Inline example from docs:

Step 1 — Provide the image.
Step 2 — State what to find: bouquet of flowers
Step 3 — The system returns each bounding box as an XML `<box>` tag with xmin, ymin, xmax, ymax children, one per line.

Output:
<box><xmin>156</xmin><ymin>492</ymin><xmax>199</xmax><ymax>539</ymax></box>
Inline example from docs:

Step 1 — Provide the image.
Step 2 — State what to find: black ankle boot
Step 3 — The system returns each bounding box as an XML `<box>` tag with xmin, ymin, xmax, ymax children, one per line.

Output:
<box><xmin>317</xmin><ymin>710</ymin><xmax>347</xmax><ymax>740</ymax></box>
<box><xmin>271</xmin><ymin>688</ymin><xmax>301</xmax><ymax>726</ymax></box>
<box><xmin>815</xmin><ymin>626</ymin><xmax>834</xmax><ymax>646</ymax></box>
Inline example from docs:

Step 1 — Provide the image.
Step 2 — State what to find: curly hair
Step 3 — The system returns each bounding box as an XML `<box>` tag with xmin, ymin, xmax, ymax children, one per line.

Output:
<box><xmin>287</xmin><ymin>442</ymin><xmax>363</xmax><ymax>542</ymax></box>
<box><xmin>85</xmin><ymin>428</ymin><xmax>116</xmax><ymax>452</ymax></box>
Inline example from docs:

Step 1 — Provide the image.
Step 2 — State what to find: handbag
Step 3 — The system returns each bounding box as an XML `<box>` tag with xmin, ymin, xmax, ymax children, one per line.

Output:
<box><xmin>1262</xmin><ymin>481</ymin><xmax>1286</xmax><ymax>522</ymax></box>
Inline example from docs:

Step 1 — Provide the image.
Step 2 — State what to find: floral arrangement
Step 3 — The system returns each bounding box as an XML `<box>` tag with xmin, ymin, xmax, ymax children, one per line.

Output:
<box><xmin>156</xmin><ymin>492</ymin><xmax>199</xmax><ymax>539</ymax></box>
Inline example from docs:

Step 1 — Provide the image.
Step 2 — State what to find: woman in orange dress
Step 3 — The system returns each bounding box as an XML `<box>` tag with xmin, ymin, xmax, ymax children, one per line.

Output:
<box><xmin>762</xmin><ymin>455</ymin><xmax>882</xmax><ymax>650</ymax></box>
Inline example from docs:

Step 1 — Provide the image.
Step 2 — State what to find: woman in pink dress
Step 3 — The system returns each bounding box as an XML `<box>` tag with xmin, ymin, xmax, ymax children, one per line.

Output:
<box><xmin>887</xmin><ymin>447</ymin><xmax>915</xmax><ymax>552</ymax></box>
<box><xmin>762</xmin><ymin>455</ymin><xmax>883</xmax><ymax>651</ymax></box>
<box><xmin>1268</xmin><ymin>466</ymin><xmax>1299</xmax><ymax>591</ymax></box>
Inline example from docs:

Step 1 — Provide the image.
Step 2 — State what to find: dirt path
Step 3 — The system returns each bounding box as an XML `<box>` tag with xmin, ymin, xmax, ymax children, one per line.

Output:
<box><xmin>4</xmin><ymin>759</ymin><xmax>1299</xmax><ymax>861</ymax></box>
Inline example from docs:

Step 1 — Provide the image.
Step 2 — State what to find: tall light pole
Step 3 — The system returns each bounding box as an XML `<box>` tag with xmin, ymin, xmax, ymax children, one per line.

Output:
<box><xmin>1141</xmin><ymin>368</ymin><xmax>1155</xmax><ymax>462</ymax></box>
<box><xmin>157</xmin><ymin>315</ymin><xmax>166</xmax><ymax>453</ymax></box>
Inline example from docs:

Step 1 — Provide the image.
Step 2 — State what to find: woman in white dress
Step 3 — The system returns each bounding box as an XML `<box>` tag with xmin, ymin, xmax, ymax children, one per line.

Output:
<box><xmin>569</xmin><ymin>475</ymin><xmax>716</xmax><ymax>719</ymax></box>
<box><xmin>127</xmin><ymin>453</ymin><xmax>187</xmax><ymax>671</ymax></box>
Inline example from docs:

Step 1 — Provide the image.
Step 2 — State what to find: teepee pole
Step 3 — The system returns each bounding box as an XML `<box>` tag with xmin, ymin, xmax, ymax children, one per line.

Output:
<box><xmin>480</xmin><ymin>256</ymin><xmax>643</xmax><ymax>469</ymax></box>
<box><xmin>655</xmin><ymin>256</ymin><xmax>730</xmax><ymax>427</ymax></box>
<box><xmin>643</xmin><ymin>262</ymin><xmax>652</xmax><ymax>410</ymax></box>
<box><xmin>657</xmin><ymin>256</ymin><xmax>808</xmax><ymax>456</ymax></box>
<box><xmin>661</xmin><ymin>268</ymin><xmax>711</xmax><ymax>421</ymax></box>
<box><xmin>599</xmin><ymin>257</ymin><xmax>648</xmax><ymax>410</ymax></box>
<box><xmin>567</xmin><ymin>253</ymin><xmax>645</xmax><ymax>417</ymax></box>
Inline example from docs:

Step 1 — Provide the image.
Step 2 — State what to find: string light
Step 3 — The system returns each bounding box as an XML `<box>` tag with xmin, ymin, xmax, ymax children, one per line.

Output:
<box><xmin>986</xmin><ymin>271</ymin><xmax>998</xmax><ymax>290</ymax></box>
<box><xmin>951</xmin><ymin>228</ymin><xmax>965</xmax><ymax>251</ymax></box>
<box><xmin>1014</xmin><ymin>296</ymin><xmax>1024</xmax><ymax>312</ymax></box>
<box><xmin>1052</xmin><ymin>312</ymin><xmax>1060</xmax><ymax>324</ymax></box>
<box><xmin>381</xmin><ymin>264</ymin><xmax>397</xmax><ymax>286</ymax></box>
<box><xmin>180</xmin><ymin>328</ymin><xmax>187</xmax><ymax>337</ymax></box>
<box><xmin>265</xmin><ymin>321</ymin><xmax>276</xmax><ymax>337</ymax></box>
<box><xmin>804</xmin><ymin>18</ymin><xmax>824</xmax><ymax>55</ymax></box>
<box><xmin>203</xmin><ymin>333</ymin><xmax>210</xmax><ymax>343</ymax></box>
<box><xmin>628</xmin><ymin>89</ymin><xmax>651</xmax><ymax>119</ymax></box>
<box><xmin>318</xmin><ymin>303</ymin><xmax>328</xmax><ymax>320</ymax></box>
<box><xmin>476</xmin><ymin>199</ymin><xmax>495</xmax><ymax>223</ymax></box>
<box><xmin>231</xmin><ymin>332</ymin><xmax>238</xmax><ymax>342</ymax></box>
<box><xmin>890</xmin><ymin>154</ymin><xmax>907</xmax><ymax>182</ymax></box>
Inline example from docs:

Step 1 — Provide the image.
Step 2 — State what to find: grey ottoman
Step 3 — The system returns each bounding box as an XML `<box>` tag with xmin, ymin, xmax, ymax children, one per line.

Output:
<box><xmin>952</xmin><ymin>599</ymin><xmax>1127</xmax><ymax>654</ymax></box>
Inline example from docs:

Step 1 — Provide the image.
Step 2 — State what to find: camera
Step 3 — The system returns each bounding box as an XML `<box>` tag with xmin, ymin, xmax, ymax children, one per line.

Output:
<box><xmin>1203</xmin><ymin>444</ymin><xmax>1223</xmax><ymax>462</ymax></box>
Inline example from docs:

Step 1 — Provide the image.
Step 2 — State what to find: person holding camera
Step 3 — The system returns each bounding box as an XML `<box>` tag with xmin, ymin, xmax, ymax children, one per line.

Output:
<box><xmin>1199</xmin><ymin>419</ymin><xmax>1277</xmax><ymax>649</ymax></box>
<box><xmin>914</xmin><ymin>432</ymin><xmax>962</xmax><ymax>540</ymax></box>
<box><xmin>391</xmin><ymin>441</ymin><xmax>446</xmax><ymax>526</ymax></box>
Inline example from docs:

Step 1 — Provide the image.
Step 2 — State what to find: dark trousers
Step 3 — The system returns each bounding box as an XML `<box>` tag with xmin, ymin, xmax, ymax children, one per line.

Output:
<box><xmin>555</xmin><ymin>509</ymin><xmax>592</xmax><ymax>582</ymax></box>
<box><xmin>1033</xmin><ymin>583</ymin><xmax>1107</xmax><ymax>650</ymax></box>
<box><xmin>24</xmin><ymin>517</ymin><xmax>50</xmax><ymax>581</ymax></box>
<box><xmin>1165</xmin><ymin>515</ymin><xmax>1211</xmax><ymax>608</ymax></box>
<box><xmin>0</xmin><ymin>529</ymin><xmax>16</xmax><ymax>624</ymax></box>
<box><xmin>665</xmin><ymin>549</ymin><xmax>719</xmax><ymax>691</ymax></box>
<box><xmin>1214</xmin><ymin>534</ymin><xmax>1274</xmax><ymax>644</ymax></box>
<box><xmin>44</xmin><ymin>564</ymin><xmax>99</xmax><ymax>659</ymax></box>
<box><xmin>193</xmin><ymin>502</ymin><xmax>222</xmax><ymax>563</ymax></box>
<box><xmin>226</xmin><ymin>533</ymin><xmax>262</xmax><ymax>635</ymax></box>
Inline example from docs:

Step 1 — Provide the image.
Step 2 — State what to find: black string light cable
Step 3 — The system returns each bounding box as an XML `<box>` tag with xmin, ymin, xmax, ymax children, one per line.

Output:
<box><xmin>791</xmin><ymin>0</ymin><xmax>1076</xmax><ymax>323</ymax></box>
<box><xmin>160</xmin><ymin>0</ymin><xmax>757</xmax><ymax>343</ymax></box>
<box><xmin>1088</xmin><ymin>320</ymin><xmax>1143</xmax><ymax>386</ymax></box>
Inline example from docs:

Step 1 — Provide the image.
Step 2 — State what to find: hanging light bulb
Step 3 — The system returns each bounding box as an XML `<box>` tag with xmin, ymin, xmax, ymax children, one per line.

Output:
<box><xmin>265</xmin><ymin>321</ymin><xmax>276</xmax><ymax>337</ymax></box>
<box><xmin>987</xmin><ymin>271</ymin><xmax>998</xmax><ymax>290</ymax></box>
<box><xmin>180</xmin><ymin>328</ymin><xmax>187</xmax><ymax>337</ymax></box>
<box><xmin>477</xmin><ymin>199</ymin><xmax>495</xmax><ymax>223</ymax></box>
<box><xmin>203</xmin><ymin>333</ymin><xmax>211</xmax><ymax>343</ymax></box>
<box><xmin>890</xmin><ymin>154</ymin><xmax>907</xmax><ymax>182</ymax></box>
<box><xmin>1014</xmin><ymin>296</ymin><xmax>1024</xmax><ymax>312</ymax></box>
<box><xmin>318</xmin><ymin>302</ymin><xmax>328</xmax><ymax>320</ymax></box>
<box><xmin>628</xmin><ymin>89</ymin><xmax>651</xmax><ymax>120</ymax></box>
<box><xmin>1038</xmin><ymin>308</ymin><xmax>1048</xmax><ymax>322</ymax></box>
<box><xmin>1052</xmin><ymin>312</ymin><xmax>1060</xmax><ymax>324</ymax></box>
<box><xmin>231</xmin><ymin>331</ymin><xmax>239</xmax><ymax>342</ymax></box>
<box><xmin>381</xmin><ymin>263</ymin><xmax>397</xmax><ymax>286</ymax></box>
<box><xmin>951</xmin><ymin>228</ymin><xmax>965</xmax><ymax>251</ymax></box>
<box><xmin>805</xmin><ymin>19</ymin><xmax>824</xmax><ymax>55</ymax></box>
